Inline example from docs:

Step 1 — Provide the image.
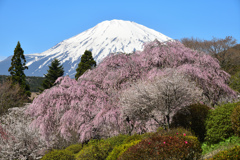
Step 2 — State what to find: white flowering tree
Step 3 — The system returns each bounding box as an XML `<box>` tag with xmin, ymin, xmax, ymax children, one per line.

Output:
<box><xmin>0</xmin><ymin>106</ymin><xmax>48</xmax><ymax>160</ymax></box>
<box><xmin>120</xmin><ymin>70</ymin><xmax>203</xmax><ymax>130</ymax></box>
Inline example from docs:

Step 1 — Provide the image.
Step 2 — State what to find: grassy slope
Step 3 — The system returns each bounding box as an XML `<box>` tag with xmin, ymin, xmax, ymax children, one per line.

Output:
<box><xmin>201</xmin><ymin>136</ymin><xmax>240</xmax><ymax>159</ymax></box>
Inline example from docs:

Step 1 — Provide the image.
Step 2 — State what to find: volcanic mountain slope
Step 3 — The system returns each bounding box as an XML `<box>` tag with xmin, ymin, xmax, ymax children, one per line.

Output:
<box><xmin>0</xmin><ymin>19</ymin><xmax>172</xmax><ymax>78</ymax></box>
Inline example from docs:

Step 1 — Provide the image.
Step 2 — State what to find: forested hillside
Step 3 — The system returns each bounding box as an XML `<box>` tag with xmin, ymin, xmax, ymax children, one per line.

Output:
<box><xmin>0</xmin><ymin>75</ymin><xmax>44</xmax><ymax>92</ymax></box>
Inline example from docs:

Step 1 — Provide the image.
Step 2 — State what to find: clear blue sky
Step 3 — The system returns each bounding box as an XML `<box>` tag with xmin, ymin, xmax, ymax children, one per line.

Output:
<box><xmin>0</xmin><ymin>0</ymin><xmax>239</xmax><ymax>61</ymax></box>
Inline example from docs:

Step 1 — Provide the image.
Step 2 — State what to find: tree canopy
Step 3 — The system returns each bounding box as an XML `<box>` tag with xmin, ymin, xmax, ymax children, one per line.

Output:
<box><xmin>181</xmin><ymin>36</ymin><xmax>239</xmax><ymax>75</ymax></box>
<box><xmin>39</xmin><ymin>58</ymin><xmax>64</xmax><ymax>92</ymax></box>
<box><xmin>8</xmin><ymin>41</ymin><xmax>30</xmax><ymax>96</ymax></box>
<box><xmin>75</xmin><ymin>50</ymin><xmax>96</xmax><ymax>80</ymax></box>
<box><xmin>120</xmin><ymin>70</ymin><xmax>203</xmax><ymax>130</ymax></box>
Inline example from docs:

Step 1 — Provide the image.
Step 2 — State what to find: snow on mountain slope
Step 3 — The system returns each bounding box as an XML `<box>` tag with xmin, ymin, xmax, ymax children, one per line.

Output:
<box><xmin>0</xmin><ymin>19</ymin><xmax>172</xmax><ymax>78</ymax></box>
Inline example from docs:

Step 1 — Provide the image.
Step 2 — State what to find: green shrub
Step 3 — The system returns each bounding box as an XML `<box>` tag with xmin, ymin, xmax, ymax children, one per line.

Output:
<box><xmin>75</xmin><ymin>134</ymin><xmax>133</xmax><ymax>159</ymax></box>
<box><xmin>76</xmin><ymin>133</ymin><xmax>154</xmax><ymax>160</ymax></box>
<box><xmin>205</xmin><ymin>103</ymin><xmax>237</xmax><ymax>144</ymax></box>
<box><xmin>104</xmin><ymin>134</ymin><xmax>130</xmax><ymax>147</ymax></box>
<box><xmin>171</xmin><ymin>103</ymin><xmax>210</xmax><ymax>142</ymax></box>
<box><xmin>107</xmin><ymin>133</ymin><xmax>150</xmax><ymax>160</ymax></box>
<box><xmin>143</xmin><ymin>132</ymin><xmax>156</xmax><ymax>138</ymax></box>
<box><xmin>118</xmin><ymin>134</ymin><xmax>202</xmax><ymax>160</ymax></box>
<box><xmin>41</xmin><ymin>149</ymin><xmax>75</xmax><ymax>160</ymax></box>
<box><xmin>231</xmin><ymin>104</ymin><xmax>240</xmax><ymax>137</ymax></box>
<box><xmin>201</xmin><ymin>136</ymin><xmax>240</xmax><ymax>156</ymax></box>
<box><xmin>76</xmin><ymin>139</ymin><xmax>113</xmax><ymax>160</ymax></box>
<box><xmin>106</xmin><ymin>140</ymin><xmax>141</xmax><ymax>160</ymax></box>
<box><xmin>65</xmin><ymin>144</ymin><xmax>82</xmax><ymax>154</ymax></box>
<box><xmin>122</xmin><ymin>133</ymin><xmax>142</xmax><ymax>143</ymax></box>
<box><xmin>156</xmin><ymin>127</ymin><xmax>194</xmax><ymax>137</ymax></box>
<box><xmin>208</xmin><ymin>145</ymin><xmax>240</xmax><ymax>160</ymax></box>
<box><xmin>230</xmin><ymin>71</ymin><xmax>240</xmax><ymax>93</ymax></box>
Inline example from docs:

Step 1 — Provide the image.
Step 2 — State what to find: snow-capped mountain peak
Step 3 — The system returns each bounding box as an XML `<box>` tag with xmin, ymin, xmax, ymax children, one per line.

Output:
<box><xmin>0</xmin><ymin>19</ymin><xmax>172</xmax><ymax>78</ymax></box>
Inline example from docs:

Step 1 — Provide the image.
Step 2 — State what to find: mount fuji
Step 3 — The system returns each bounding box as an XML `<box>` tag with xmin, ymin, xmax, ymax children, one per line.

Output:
<box><xmin>0</xmin><ymin>20</ymin><xmax>172</xmax><ymax>78</ymax></box>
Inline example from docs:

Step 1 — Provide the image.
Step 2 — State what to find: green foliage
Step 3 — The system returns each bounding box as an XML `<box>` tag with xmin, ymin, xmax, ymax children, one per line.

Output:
<box><xmin>39</xmin><ymin>58</ymin><xmax>64</xmax><ymax>92</ymax></box>
<box><xmin>122</xmin><ymin>133</ymin><xmax>143</xmax><ymax>143</ymax></box>
<box><xmin>104</xmin><ymin>134</ymin><xmax>130</xmax><ymax>147</ymax></box>
<box><xmin>25</xmin><ymin>76</ymin><xmax>45</xmax><ymax>92</ymax></box>
<box><xmin>139</xmin><ymin>132</ymin><xmax>155</xmax><ymax>140</ymax></box>
<box><xmin>65</xmin><ymin>144</ymin><xmax>82</xmax><ymax>154</ymax></box>
<box><xmin>205</xmin><ymin>102</ymin><xmax>237</xmax><ymax>144</ymax></box>
<box><xmin>0</xmin><ymin>80</ymin><xmax>29</xmax><ymax>115</ymax></box>
<box><xmin>75</xmin><ymin>134</ymin><xmax>149</xmax><ymax>160</ymax></box>
<box><xmin>106</xmin><ymin>133</ymin><xmax>156</xmax><ymax>160</ymax></box>
<box><xmin>156</xmin><ymin>127</ymin><xmax>194</xmax><ymax>137</ymax></box>
<box><xmin>75</xmin><ymin>50</ymin><xmax>96</xmax><ymax>80</ymax></box>
<box><xmin>8</xmin><ymin>41</ymin><xmax>30</xmax><ymax>96</ymax></box>
<box><xmin>76</xmin><ymin>139</ymin><xmax>113</xmax><ymax>160</ymax></box>
<box><xmin>171</xmin><ymin>103</ymin><xmax>210</xmax><ymax>142</ymax></box>
<box><xmin>201</xmin><ymin>136</ymin><xmax>240</xmax><ymax>156</ymax></box>
<box><xmin>208</xmin><ymin>145</ymin><xmax>240</xmax><ymax>160</ymax></box>
<box><xmin>0</xmin><ymin>75</ymin><xmax>45</xmax><ymax>92</ymax></box>
<box><xmin>231</xmin><ymin>104</ymin><xmax>240</xmax><ymax>136</ymax></box>
<box><xmin>230</xmin><ymin>71</ymin><xmax>240</xmax><ymax>93</ymax></box>
<box><xmin>118</xmin><ymin>134</ymin><xmax>202</xmax><ymax>160</ymax></box>
<box><xmin>54</xmin><ymin>128</ymin><xmax>199</xmax><ymax>160</ymax></box>
<box><xmin>106</xmin><ymin>133</ymin><xmax>146</xmax><ymax>160</ymax></box>
<box><xmin>106</xmin><ymin>140</ymin><xmax>141</xmax><ymax>160</ymax></box>
<box><xmin>41</xmin><ymin>149</ymin><xmax>75</xmax><ymax>160</ymax></box>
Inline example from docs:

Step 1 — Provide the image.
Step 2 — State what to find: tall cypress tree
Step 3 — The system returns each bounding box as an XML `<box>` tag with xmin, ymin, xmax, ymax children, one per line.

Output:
<box><xmin>8</xmin><ymin>41</ymin><xmax>30</xmax><ymax>96</ymax></box>
<box><xmin>39</xmin><ymin>58</ymin><xmax>64</xmax><ymax>92</ymax></box>
<box><xmin>75</xmin><ymin>50</ymin><xmax>96</xmax><ymax>80</ymax></box>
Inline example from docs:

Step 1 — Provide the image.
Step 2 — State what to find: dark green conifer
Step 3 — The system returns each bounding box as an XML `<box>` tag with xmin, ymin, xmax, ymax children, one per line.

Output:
<box><xmin>8</xmin><ymin>41</ymin><xmax>30</xmax><ymax>96</ymax></box>
<box><xmin>39</xmin><ymin>58</ymin><xmax>64</xmax><ymax>92</ymax></box>
<box><xmin>75</xmin><ymin>50</ymin><xmax>96</xmax><ymax>80</ymax></box>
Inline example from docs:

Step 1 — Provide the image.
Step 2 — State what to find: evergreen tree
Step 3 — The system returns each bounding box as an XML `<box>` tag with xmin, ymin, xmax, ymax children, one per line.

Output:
<box><xmin>8</xmin><ymin>41</ymin><xmax>30</xmax><ymax>96</ymax></box>
<box><xmin>75</xmin><ymin>50</ymin><xmax>96</xmax><ymax>80</ymax></box>
<box><xmin>39</xmin><ymin>58</ymin><xmax>64</xmax><ymax>92</ymax></box>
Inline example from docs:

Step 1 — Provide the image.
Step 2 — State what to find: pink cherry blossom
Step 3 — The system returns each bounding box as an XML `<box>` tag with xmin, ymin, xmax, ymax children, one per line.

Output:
<box><xmin>25</xmin><ymin>40</ymin><xmax>236</xmax><ymax>144</ymax></box>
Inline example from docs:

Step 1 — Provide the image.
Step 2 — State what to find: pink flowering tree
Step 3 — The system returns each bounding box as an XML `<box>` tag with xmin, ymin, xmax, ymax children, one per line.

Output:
<box><xmin>137</xmin><ymin>40</ymin><xmax>236</xmax><ymax>105</ymax></box>
<box><xmin>26</xmin><ymin>55</ymin><xmax>144</xmax><ymax>143</ymax></box>
<box><xmin>26</xmin><ymin>40</ymin><xmax>236</xmax><ymax>144</ymax></box>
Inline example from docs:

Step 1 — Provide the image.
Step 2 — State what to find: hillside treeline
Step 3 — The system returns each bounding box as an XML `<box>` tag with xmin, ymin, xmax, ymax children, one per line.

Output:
<box><xmin>0</xmin><ymin>75</ymin><xmax>44</xmax><ymax>92</ymax></box>
<box><xmin>181</xmin><ymin>36</ymin><xmax>240</xmax><ymax>76</ymax></box>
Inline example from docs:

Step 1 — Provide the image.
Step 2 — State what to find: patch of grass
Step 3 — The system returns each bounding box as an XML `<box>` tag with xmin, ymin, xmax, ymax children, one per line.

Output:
<box><xmin>201</xmin><ymin>136</ymin><xmax>240</xmax><ymax>159</ymax></box>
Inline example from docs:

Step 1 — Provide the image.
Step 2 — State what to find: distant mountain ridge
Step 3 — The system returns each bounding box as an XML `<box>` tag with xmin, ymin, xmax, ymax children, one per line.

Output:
<box><xmin>0</xmin><ymin>19</ymin><xmax>172</xmax><ymax>78</ymax></box>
